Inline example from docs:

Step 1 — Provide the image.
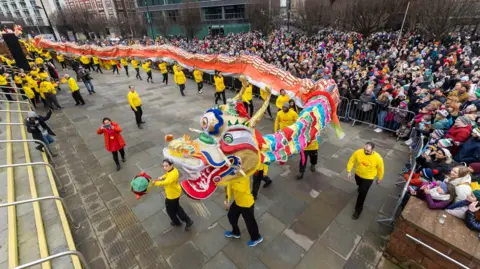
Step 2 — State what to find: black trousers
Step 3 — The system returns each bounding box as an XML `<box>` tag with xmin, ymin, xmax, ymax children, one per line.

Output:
<box><xmin>243</xmin><ymin>101</ymin><xmax>254</xmax><ymax>117</ymax></box>
<box><xmin>265</xmin><ymin>104</ymin><xmax>272</xmax><ymax>117</ymax></box>
<box><xmin>354</xmin><ymin>175</ymin><xmax>374</xmax><ymax>214</ymax></box>
<box><xmin>228</xmin><ymin>202</ymin><xmax>260</xmax><ymax>241</ymax></box>
<box><xmin>132</xmin><ymin>105</ymin><xmax>143</xmax><ymax>124</ymax></box>
<box><xmin>112</xmin><ymin>148</ymin><xmax>125</xmax><ymax>165</ymax></box>
<box><xmin>179</xmin><ymin>84</ymin><xmax>185</xmax><ymax>96</ymax></box>
<box><xmin>124</xmin><ymin>66</ymin><xmax>129</xmax><ymax>76</ymax></box>
<box><xmin>44</xmin><ymin>92</ymin><xmax>61</xmax><ymax>109</ymax></box>
<box><xmin>72</xmin><ymin>90</ymin><xmax>85</xmax><ymax>105</ymax></box>
<box><xmin>135</xmin><ymin>68</ymin><xmax>142</xmax><ymax>79</ymax></box>
<box><xmin>95</xmin><ymin>64</ymin><xmax>103</xmax><ymax>73</ymax></box>
<box><xmin>60</xmin><ymin>61</ymin><xmax>67</xmax><ymax>69</ymax></box>
<box><xmin>147</xmin><ymin>71</ymin><xmax>153</xmax><ymax>82</ymax></box>
<box><xmin>162</xmin><ymin>73</ymin><xmax>168</xmax><ymax>84</ymax></box>
<box><xmin>165</xmin><ymin>197</ymin><xmax>191</xmax><ymax>225</ymax></box>
<box><xmin>215</xmin><ymin>91</ymin><xmax>226</xmax><ymax>105</ymax></box>
<box><xmin>299</xmin><ymin>150</ymin><xmax>318</xmax><ymax>173</ymax></box>
<box><xmin>251</xmin><ymin>170</ymin><xmax>271</xmax><ymax>199</ymax></box>
<box><xmin>197</xmin><ymin>82</ymin><xmax>203</xmax><ymax>92</ymax></box>
<box><xmin>112</xmin><ymin>65</ymin><xmax>119</xmax><ymax>74</ymax></box>
<box><xmin>29</xmin><ymin>98</ymin><xmax>36</xmax><ymax>108</ymax></box>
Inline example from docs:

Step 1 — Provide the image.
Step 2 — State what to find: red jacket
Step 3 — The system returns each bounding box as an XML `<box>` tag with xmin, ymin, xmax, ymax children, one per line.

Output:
<box><xmin>97</xmin><ymin>122</ymin><xmax>126</xmax><ymax>152</ymax></box>
<box><xmin>445</xmin><ymin>125</ymin><xmax>472</xmax><ymax>143</ymax></box>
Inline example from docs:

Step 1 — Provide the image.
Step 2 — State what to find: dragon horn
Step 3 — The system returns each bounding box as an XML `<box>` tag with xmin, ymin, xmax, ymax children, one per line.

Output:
<box><xmin>247</xmin><ymin>86</ymin><xmax>272</xmax><ymax>128</ymax></box>
<box><xmin>231</xmin><ymin>75</ymin><xmax>248</xmax><ymax>102</ymax></box>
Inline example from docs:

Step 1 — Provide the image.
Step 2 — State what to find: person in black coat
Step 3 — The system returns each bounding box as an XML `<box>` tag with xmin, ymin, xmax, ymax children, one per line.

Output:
<box><xmin>71</xmin><ymin>59</ymin><xmax>81</xmax><ymax>80</ymax></box>
<box><xmin>25</xmin><ymin>109</ymin><xmax>57</xmax><ymax>156</ymax></box>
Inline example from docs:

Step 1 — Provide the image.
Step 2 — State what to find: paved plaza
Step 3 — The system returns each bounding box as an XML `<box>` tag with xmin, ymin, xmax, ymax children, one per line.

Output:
<box><xmin>45</xmin><ymin>68</ymin><xmax>405</xmax><ymax>269</ymax></box>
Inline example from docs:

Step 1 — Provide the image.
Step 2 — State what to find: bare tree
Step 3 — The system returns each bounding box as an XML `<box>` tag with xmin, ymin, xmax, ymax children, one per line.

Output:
<box><xmin>177</xmin><ymin>0</ymin><xmax>201</xmax><ymax>39</ymax></box>
<box><xmin>246</xmin><ymin>0</ymin><xmax>279</xmax><ymax>34</ymax></box>
<box><xmin>335</xmin><ymin>0</ymin><xmax>407</xmax><ymax>36</ymax></box>
<box><xmin>295</xmin><ymin>0</ymin><xmax>331</xmax><ymax>36</ymax></box>
<box><xmin>408</xmin><ymin>0</ymin><xmax>479</xmax><ymax>41</ymax></box>
<box><xmin>152</xmin><ymin>11</ymin><xmax>171</xmax><ymax>36</ymax></box>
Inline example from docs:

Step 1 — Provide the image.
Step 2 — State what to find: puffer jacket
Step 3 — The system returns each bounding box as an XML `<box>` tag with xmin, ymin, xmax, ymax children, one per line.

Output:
<box><xmin>447</xmin><ymin>174</ymin><xmax>473</xmax><ymax>202</ymax></box>
<box><xmin>465</xmin><ymin>210</ymin><xmax>480</xmax><ymax>232</ymax></box>
<box><xmin>454</xmin><ymin>137</ymin><xmax>480</xmax><ymax>164</ymax></box>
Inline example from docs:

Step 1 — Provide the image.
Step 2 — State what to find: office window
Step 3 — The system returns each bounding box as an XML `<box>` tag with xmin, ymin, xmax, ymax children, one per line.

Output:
<box><xmin>224</xmin><ymin>5</ymin><xmax>244</xmax><ymax>19</ymax></box>
<box><xmin>34</xmin><ymin>9</ymin><xmax>40</xmax><ymax>15</ymax></box>
<box><xmin>203</xmin><ymin>6</ymin><xmax>222</xmax><ymax>20</ymax></box>
<box><xmin>167</xmin><ymin>9</ymin><xmax>178</xmax><ymax>22</ymax></box>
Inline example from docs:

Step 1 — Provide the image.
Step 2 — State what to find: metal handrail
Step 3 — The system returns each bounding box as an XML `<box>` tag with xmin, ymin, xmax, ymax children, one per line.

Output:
<box><xmin>0</xmin><ymin>110</ymin><xmax>32</xmax><ymax>113</ymax></box>
<box><xmin>0</xmin><ymin>140</ymin><xmax>55</xmax><ymax>165</ymax></box>
<box><xmin>0</xmin><ymin>93</ymin><xmax>36</xmax><ymax>108</ymax></box>
<box><xmin>406</xmin><ymin>234</ymin><xmax>469</xmax><ymax>269</ymax></box>
<box><xmin>0</xmin><ymin>85</ymin><xmax>24</xmax><ymax>90</ymax></box>
<box><xmin>0</xmin><ymin>162</ymin><xmax>64</xmax><ymax>190</ymax></box>
<box><xmin>12</xmin><ymin>250</ymin><xmax>90</xmax><ymax>269</ymax></box>
<box><xmin>0</xmin><ymin>100</ymin><xmax>35</xmax><ymax>111</ymax></box>
<box><xmin>0</xmin><ymin>122</ymin><xmax>23</xmax><ymax>125</ymax></box>
<box><xmin>0</xmin><ymin>196</ymin><xmax>79</xmax><ymax>228</ymax></box>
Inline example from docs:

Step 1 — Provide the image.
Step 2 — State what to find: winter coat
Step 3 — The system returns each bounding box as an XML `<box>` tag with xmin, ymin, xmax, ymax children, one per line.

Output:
<box><xmin>446</xmin><ymin>174</ymin><xmax>472</xmax><ymax>202</ymax></box>
<box><xmin>25</xmin><ymin>110</ymin><xmax>55</xmax><ymax>142</ymax></box>
<box><xmin>465</xmin><ymin>210</ymin><xmax>480</xmax><ymax>232</ymax></box>
<box><xmin>97</xmin><ymin>122</ymin><xmax>126</xmax><ymax>152</ymax></box>
<box><xmin>432</xmin><ymin>119</ymin><xmax>450</xmax><ymax>130</ymax></box>
<box><xmin>445</xmin><ymin>124</ymin><xmax>472</xmax><ymax>143</ymax></box>
<box><xmin>446</xmin><ymin>200</ymin><xmax>469</xmax><ymax>219</ymax></box>
<box><xmin>454</xmin><ymin>137</ymin><xmax>480</xmax><ymax>164</ymax></box>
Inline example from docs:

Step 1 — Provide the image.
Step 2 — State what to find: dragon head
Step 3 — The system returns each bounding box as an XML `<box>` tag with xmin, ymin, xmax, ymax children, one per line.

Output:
<box><xmin>163</xmin><ymin>97</ymin><xmax>262</xmax><ymax>199</ymax></box>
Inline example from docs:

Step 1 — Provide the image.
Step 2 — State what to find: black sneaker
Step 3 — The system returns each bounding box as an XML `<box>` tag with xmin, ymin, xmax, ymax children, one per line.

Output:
<box><xmin>263</xmin><ymin>179</ymin><xmax>272</xmax><ymax>188</ymax></box>
<box><xmin>122</xmin><ymin>158</ymin><xmax>126</xmax><ymax>163</ymax></box>
<box><xmin>170</xmin><ymin>221</ymin><xmax>181</xmax><ymax>227</ymax></box>
<box><xmin>116</xmin><ymin>165</ymin><xmax>121</xmax><ymax>171</ymax></box>
<box><xmin>310</xmin><ymin>165</ymin><xmax>316</xmax><ymax>172</ymax></box>
<box><xmin>138</xmin><ymin>124</ymin><xmax>143</xmax><ymax>129</ymax></box>
<box><xmin>185</xmin><ymin>220</ymin><xmax>194</xmax><ymax>231</ymax></box>
<box><xmin>352</xmin><ymin>212</ymin><xmax>360</xmax><ymax>220</ymax></box>
<box><xmin>296</xmin><ymin>173</ymin><xmax>304</xmax><ymax>180</ymax></box>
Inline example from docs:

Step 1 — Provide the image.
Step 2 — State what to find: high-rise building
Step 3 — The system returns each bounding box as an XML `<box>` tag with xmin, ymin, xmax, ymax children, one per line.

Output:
<box><xmin>63</xmin><ymin>0</ymin><xmax>137</xmax><ymax>19</ymax></box>
<box><xmin>0</xmin><ymin>0</ymin><xmax>61</xmax><ymax>29</ymax></box>
<box><xmin>137</xmin><ymin>0</ymin><xmax>251</xmax><ymax>38</ymax></box>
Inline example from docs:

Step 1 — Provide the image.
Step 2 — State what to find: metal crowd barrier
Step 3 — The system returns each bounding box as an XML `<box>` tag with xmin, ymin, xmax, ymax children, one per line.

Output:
<box><xmin>347</xmin><ymin>99</ymin><xmax>416</xmax><ymax>133</ymax></box>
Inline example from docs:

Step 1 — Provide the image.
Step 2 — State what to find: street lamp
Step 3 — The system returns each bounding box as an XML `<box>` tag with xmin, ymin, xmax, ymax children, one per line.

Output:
<box><xmin>35</xmin><ymin>3</ymin><xmax>57</xmax><ymax>41</ymax></box>
<box><xmin>144</xmin><ymin>0</ymin><xmax>154</xmax><ymax>38</ymax></box>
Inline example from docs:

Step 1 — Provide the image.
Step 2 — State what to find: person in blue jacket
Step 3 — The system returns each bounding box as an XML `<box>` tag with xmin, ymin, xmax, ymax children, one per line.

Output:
<box><xmin>454</xmin><ymin>127</ymin><xmax>480</xmax><ymax>164</ymax></box>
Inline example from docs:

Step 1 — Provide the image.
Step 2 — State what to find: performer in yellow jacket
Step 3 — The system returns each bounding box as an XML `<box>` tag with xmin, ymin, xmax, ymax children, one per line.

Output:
<box><xmin>174</xmin><ymin>66</ymin><xmax>187</xmax><ymax>97</ymax></box>
<box><xmin>297</xmin><ymin>138</ymin><xmax>319</xmax><ymax>179</ymax></box>
<box><xmin>214</xmin><ymin>71</ymin><xmax>226</xmax><ymax>105</ymax></box>
<box><xmin>152</xmin><ymin>159</ymin><xmax>194</xmax><ymax>230</ymax></box>
<box><xmin>57</xmin><ymin>53</ymin><xmax>67</xmax><ymax>70</ymax></box>
<box><xmin>92</xmin><ymin>56</ymin><xmax>103</xmax><ymax>73</ymax></box>
<box><xmin>193</xmin><ymin>66</ymin><xmax>203</xmax><ymax>94</ymax></box>
<box><xmin>274</xmin><ymin>102</ymin><xmax>298</xmax><ymax>132</ymax></box>
<box><xmin>131</xmin><ymin>58</ymin><xmax>142</xmax><ymax>80</ymax></box>
<box><xmin>120</xmin><ymin>57</ymin><xmax>129</xmax><ymax>77</ymax></box>
<box><xmin>142</xmin><ymin>60</ymin><xmax>153</xmax><ymax>83</ymax></box>
<box><xmin>40</xmin><ymin>78</ymin><xmax>62</xmax><ymax>110</ymax></box>
<box><xmin>159</xmin><ymin>61</ymin><xmax>168</xmax><ymax>84</ymax></box>
<box><xmin>347</xmin><ymin>142</ymin><xmax>384</xmax><ymax>219</ymax></box>
<box><xmin>275</xmin><ymin>89</ymin><xmax>290</xmax><ymax>111</ymax></box>
<box><xmin>224</xmin><ymin>176</ymin><xmax>263</xmax><ymax>247</ymax></box>
<box><xmin>65</xmin><ymin>74</ymin><xmax>85</xmax><ymax>106</ymax></box>
<box><xmin>22</xmin><ymin>84</ymin><xmax>36</xmax><ymax>108</ymax></box>
<box><xmin>128</xmin><ymin>85</ymin><xmax>144</xmax><ymax>129</ymax></box>
<box><xmin>242</xmin><ymin>82</ymin><xmax>254</xmax><ymax>117</ymax></box>
<box><xmin>79</xmin><ymin>54</ymin><xmax>91</xmax><ymax>71</ymax></box>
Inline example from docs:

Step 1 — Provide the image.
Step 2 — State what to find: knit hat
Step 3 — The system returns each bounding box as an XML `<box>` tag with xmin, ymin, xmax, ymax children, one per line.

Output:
<box><xmin>439</xmin><ymin>147</ymin><xmax>452</xmax><ymax>159</ymax></box>
<box><xmin>433</xmin><ymin>129</ymin><xmax>445</xmax><ymax>138</ymax></box>
<box><xmin>474</xmin><ymin>128</ymin><xmax>480</xmax><ymax>136</ymax></box>
<box><xmin>131</xmin><ymin>176</ymin><xmax>149</xmax><ymax>192</ymax></box>
<box><xmin>438</xmin><ymin>139</ymin><xmax>453</xmax><ymax>148</ymax></box>
<box><xmin>473</xmin><ymin>190</ymin><xmax>480</xmax><ymax>201</ymax></box>
<box><xmin>437</xmin><ymin>110</ymin><xmax>449</xmax><ymax>117</ymax></box>
<box><xmin>27</xmin><ymin>111</ymin><xmax>36</xmax><ymax>118</ymax></box>
<box><xmin>458</xmin><ymin>116</ymin><xmax>470</xmax><ymax>126</ymax></box>
<box><xmin>282</xmin><ymin>102</ymin><xmax>290</xmax><ymax>109</ymax></box>
<box><xmin>400</xmin><ymin>100</ymin><xmax>408</xmax><ymax>107</ymax></box>
<box><xmin>422</xmin><ymin>168</ymin><xmax>439</xmax><ymax>180</ymax></box>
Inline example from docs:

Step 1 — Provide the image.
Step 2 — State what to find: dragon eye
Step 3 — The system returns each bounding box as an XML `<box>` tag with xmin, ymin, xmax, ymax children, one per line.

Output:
<box><xmin>223</xmin><ymin>133</ymin><xmax>233</xmax><ymax>144</ymax></box>
<box><xmin>201</xmin><ymin>116</ymin><xmax>209</xmax><ymax>130</ymax></box>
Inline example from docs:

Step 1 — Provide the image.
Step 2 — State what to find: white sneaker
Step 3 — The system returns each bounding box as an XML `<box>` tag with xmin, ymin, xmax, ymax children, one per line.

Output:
<box><xmin>199</xmin><ymin>90</ymin><xmax>203</xmax><ymax>94</ymax></box>
<box><xmin>405</xmin><ymin>138</ymin><xmax>413</xmax><ymax>146</ymax></box>
<box><xmin>374</xmin><ymin>128</ymin><xmax>382</xmax><ymax>133</ymax></box>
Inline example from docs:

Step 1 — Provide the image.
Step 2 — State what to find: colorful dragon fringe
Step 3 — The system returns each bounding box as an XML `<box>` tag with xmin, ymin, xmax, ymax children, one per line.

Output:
<box><xmin>32</xmin><ymin>37</ymin><xmax>341</xmax><ymax>105</ymax></box>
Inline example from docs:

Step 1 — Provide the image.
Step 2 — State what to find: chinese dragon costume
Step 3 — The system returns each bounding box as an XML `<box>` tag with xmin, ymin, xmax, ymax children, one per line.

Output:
<box><xmin>31</xmin><ymin>37</ymin><xmax>345</xmax><ymax>201</ymax></box>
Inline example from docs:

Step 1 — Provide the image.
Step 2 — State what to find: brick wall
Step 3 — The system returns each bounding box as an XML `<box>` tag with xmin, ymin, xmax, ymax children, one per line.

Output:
<box><xmin>386</xmin><ymin>217</ymin><xmax>478</xmax><ymax>269</ymax></box>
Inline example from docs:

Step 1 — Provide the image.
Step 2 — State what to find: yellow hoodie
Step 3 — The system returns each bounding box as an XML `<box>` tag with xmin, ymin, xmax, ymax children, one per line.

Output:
<box><xmin>276</xmin><ymin>94</ymin><xmax>290</xmax><ymax>110</ymax></box>
<box><xmin>275</xmin><ymin>109</ymin><xmax>298</xmax><ymax>132</ymax></box>
<box><xmin>174</xmin><ymin>70</ymin><xmax>186</xmax><ymax>85</ymax></box>
<box><xmin>227</xmin><ymin>178</ymin><xmax>254</xmax><ymax>208</ymax></box>
<box><xmin>214</xmin><ymin>75</ymin><xmax>225</xmax><ymax>92</ymax></box>
<box><xmin>193</xmin><ymin>69</ymin><xmax>203</xmax><ymax>83</ymax></box>
<box><xmin>347</xmin><ymin>149</ymin><xmax>384</xmax><ymax>180</ymax></box>
<box><xmin>128</xmin><ymin>91</ymin><xmax>142</xmax><ymax>110</ymax></box>
<box><xmin>159</xmin><ymin>62</ymin><xmax>168</xmax><ymax>74</ymax></box>
<box><xmin>154</xmin><ymin>167</ymin><xmax>182</xmax><ymax>199</ymax></box>
<box><xmin>242</xmin><ymin>84</ymin><xmax>253</xmax><ymax>103</ymax></box>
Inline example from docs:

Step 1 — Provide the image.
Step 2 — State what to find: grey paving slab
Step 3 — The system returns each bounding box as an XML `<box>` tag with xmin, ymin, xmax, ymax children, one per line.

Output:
<box><xmin>26</xmin><ymin>67</ymin><xmax>411</xmax><ymax>268</ymax></box>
